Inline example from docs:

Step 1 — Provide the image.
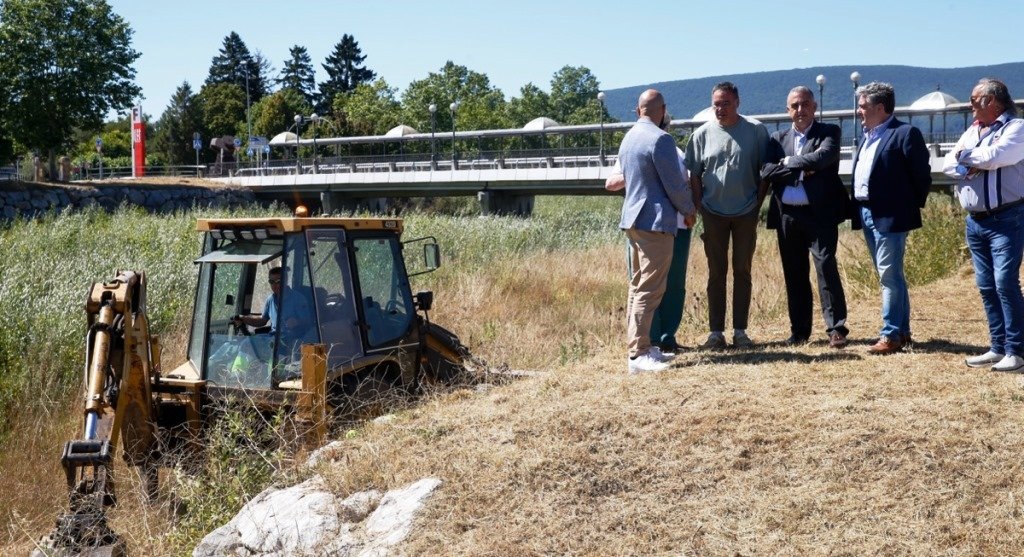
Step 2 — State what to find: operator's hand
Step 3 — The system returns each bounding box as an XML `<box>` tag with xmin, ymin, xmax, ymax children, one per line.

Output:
<box><xmin>683</xmin><ymin>213</ymin><xmax>697</xmax><ymax>228</ymax></box>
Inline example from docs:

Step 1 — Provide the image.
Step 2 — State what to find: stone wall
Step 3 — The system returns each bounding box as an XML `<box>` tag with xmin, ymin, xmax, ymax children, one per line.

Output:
<box><xmin>0</xmin><ymin>182</ymin><xmax>258</xmax><ymax>221</ymax></box>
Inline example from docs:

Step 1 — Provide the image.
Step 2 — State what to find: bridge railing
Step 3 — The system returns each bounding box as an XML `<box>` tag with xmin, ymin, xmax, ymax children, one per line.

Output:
<box><xmin>234</xmin><ymin>147</ymin><xmax>618</xmax><ymax>176</ymax></box>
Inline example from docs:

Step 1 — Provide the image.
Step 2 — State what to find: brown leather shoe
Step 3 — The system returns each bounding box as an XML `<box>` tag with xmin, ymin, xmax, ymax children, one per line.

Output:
<box><xmin>868</xmin><ymin>335</ymin><xmax>903</xmax><ymax>355</ymax></box>
<box><xmin>828</xmin><ymin>331</ymin><xmax>848</xmax><ymax>349</ymax></box>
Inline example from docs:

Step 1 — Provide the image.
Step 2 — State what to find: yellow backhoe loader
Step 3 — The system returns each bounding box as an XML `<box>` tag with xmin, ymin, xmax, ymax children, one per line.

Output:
<box><xmin>35</xmin><ymin>215</ymin><xmax>468</xmax><ymax>556</ymax></box>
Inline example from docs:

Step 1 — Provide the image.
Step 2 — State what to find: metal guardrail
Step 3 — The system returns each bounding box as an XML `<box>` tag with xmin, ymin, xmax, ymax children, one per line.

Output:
<box><xmin>75</xmin><ymin>165</ymin><xmax>208</xmax><ymax>181</ymax></box>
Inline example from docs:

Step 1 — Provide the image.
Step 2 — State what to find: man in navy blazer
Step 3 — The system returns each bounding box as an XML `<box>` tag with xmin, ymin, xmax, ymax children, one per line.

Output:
<box><xmin>617</xmin><ymin>89</ymin><xmax>696</xmax><ymax>373</ymax></box>
<box><xmin>761</xmin><ymin>86</ymin><xmax>852</xmax><ymax>349</ymax></box>
<box><xmin>850</xmin><ymin>81</ymin><xmax>932</xmax><ymax>354</ymax></box>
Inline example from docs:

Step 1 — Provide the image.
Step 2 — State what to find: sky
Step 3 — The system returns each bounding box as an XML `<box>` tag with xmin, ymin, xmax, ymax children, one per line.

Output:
<box><xmin>108</xmin><ymin>0</ymin><xmax>1013</xmax><ymax>119</ymax></box>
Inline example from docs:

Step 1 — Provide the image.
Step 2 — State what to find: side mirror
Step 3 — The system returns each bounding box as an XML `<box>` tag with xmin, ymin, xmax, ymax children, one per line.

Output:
<box><xmin>424</xmin><ymin>243</ymin><xmax>441</xmax><ymax>271</ymax></box>
<box><xmin>415</xmin><ymin>291</ymin><xmax>434</xmax><ymax>311</ymax></box>
<box><xmin>403</xmin><ymin>236</ymin><xmax>441</xmax><ymax>276</ymax></box>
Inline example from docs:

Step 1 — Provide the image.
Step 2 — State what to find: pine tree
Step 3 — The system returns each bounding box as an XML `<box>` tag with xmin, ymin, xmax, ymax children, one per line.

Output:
<box><xmin>277</xmin><ymin>45</ymin><xmax>316</xmax><ymax>106</ymax></box>
<box><xmin>317</xmin><ymin>34</ymin><xmax>376</xmax><ymax>113</ymax></box>
<box><xmin>205</xmin><ymin>31</ymin><xmax>266</xmax><ymax>104</ymax></box>
<box><xmin>153</xmin><ymin>82</ymin><xmax>205</xmax><ymax>165</ymax></box>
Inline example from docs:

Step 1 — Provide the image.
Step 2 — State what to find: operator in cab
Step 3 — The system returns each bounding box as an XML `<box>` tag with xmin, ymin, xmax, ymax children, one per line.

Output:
<box><xmin>232</xmin><ymin>266</ymin><xmax>313</xmax><ymax>340</ymax></box>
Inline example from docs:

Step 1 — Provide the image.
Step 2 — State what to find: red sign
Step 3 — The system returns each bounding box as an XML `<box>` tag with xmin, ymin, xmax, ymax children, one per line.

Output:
<box><xmin>131</xmin><ymin>106</ymin><xmax>146</xmax><ymax>178</ymax></box>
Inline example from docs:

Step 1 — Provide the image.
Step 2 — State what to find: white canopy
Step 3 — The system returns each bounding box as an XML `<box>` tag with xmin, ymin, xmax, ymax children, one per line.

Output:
<box><xmin>269</xmin><ymin>131</ymin><xmax>298</xmax><ymax>146</ymax></box>
<box><xmin>909</xmin><ymin>91</ymin><xmax>959</xmax><ymax>110</ymax></box>
<box><xmin>384</xmin><ymin>124</ymin><xmax>419</xmax><ymax>137</ymax></box>
<box><xmin>523</xmin><ymin>117</ymin><xmax>561</xmax><ymax>131</ymax></box>
<box><xmin>692</xmin><ymin>106</ymin><xmax>714</xmax><ymax>122</ymax></box>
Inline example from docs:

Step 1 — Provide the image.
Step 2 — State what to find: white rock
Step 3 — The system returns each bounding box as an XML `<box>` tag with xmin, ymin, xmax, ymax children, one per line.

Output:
<box><xmin>358</xmin><ymin>478</ymin><xmax>443</xmax><ymax>557</ymax></box>
<box><xmin>306</xmin><ymin>440</ymin><xmax>345</xmax><ymax>468</ymax></box>
<box><xmin>193</xmin><ymin>476</ymin><xmax>442</xmax><ymax>557</ymax></box>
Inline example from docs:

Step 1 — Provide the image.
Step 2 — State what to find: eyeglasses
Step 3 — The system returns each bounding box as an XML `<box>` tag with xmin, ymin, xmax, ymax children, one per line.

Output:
<box><xmin>268</xmin><ymin>278</ymin><xmax>281</xmax><ymax>285</ymax></box>
<box><xmin>970</xmin><ymin>95</ymin><xmax>991</xmax><ymax>105</ymax></box>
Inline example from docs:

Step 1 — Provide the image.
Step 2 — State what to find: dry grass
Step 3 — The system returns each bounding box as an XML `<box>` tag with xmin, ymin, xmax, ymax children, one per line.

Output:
<box><xmin>7</xmin><ymin>220</ymin><xmax>1021</xmax><ymax>556</ymax></box>
<box><xmin>317</xmin><ymin>236</ymin><xmax>1024</xmax><ymax>556</ymax></box>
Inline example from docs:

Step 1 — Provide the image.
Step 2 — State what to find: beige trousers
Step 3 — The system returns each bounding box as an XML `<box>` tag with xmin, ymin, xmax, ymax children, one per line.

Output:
<box><xmin>626</xmin><ymin>228</ymin><xmax>675</xmax><ymax>358</ymax></box>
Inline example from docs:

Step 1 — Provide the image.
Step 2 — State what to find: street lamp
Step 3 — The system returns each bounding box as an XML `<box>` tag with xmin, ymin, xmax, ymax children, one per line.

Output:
<box><xmin>294</xmin><ymin>114</ymin><xmax>303</xmax><ymax>174</ymax></box>
<box><xmin>815</xmin><ymin>74</ymin><xmax>826</xmax><ymax>121</ymax></box>
<box><xmin>243</xmin><ymin>65</ymin><xmax>253</xmax><ymax>146</ymax></box>
<box><xmin>429</xmin><ymin>103</ymin><xmax>437</xmax><ymax>169</ymax></box>
<box><xmin>310</xmin><ymin>113</ymin><xmax>320</xmax><ymax>174</ymax></box>
<box><xmin>850</xmin><ymin>71</ymin><xmax>862</xmax><ymax>150</ymax></box>
<box><xmin>597</xmin><ymin>91</ymin><xmax>606</xmax><ymax>162</ymax></box>
<box><xmin>450</xmin><ymin>100</ymin><xmax>459</xmax><ymax>168</ymax></box>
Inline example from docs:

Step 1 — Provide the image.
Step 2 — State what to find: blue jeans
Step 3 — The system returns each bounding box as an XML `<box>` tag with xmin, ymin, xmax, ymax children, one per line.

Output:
<box><xmin>860</xmin><ymin>206</ymin><xmax>910</xmax><ymax>339</ymax></box>
<box><xmin>966</xmin><ymin>203</ymin><xmax>1024</xmax><ymax>357</ymax></box>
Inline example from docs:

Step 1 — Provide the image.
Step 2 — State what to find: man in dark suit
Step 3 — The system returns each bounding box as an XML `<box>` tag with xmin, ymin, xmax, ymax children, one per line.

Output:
<box><xmin>761</xmin><ymin>86</ymin><xmax>851</xmax><ymax>349</ymax></box>
<box><xmin>851</xmin><ymin>81</ymin><xmax>932</xmax><ymax>354</ymax></box>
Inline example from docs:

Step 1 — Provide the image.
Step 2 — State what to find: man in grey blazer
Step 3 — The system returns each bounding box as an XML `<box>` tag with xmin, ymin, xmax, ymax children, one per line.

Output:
<box><xmin>618</xmin><ymin>89</ymin><xmax>696</xmax><ymax>373</ymax></box>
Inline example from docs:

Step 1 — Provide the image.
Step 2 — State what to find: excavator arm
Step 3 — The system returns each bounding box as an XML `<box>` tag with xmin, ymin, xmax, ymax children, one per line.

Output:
<box><xmin>37</xmin><ymin>271</ymin><xmax>162</xmax><ymax>557</ymax></box>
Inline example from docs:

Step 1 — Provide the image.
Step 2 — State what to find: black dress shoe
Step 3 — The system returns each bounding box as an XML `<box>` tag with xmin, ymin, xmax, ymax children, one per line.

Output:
<box><xmin>785</xmin><ymin>334</ymin><xmax>810</xmax><ymax>345</ymax></box>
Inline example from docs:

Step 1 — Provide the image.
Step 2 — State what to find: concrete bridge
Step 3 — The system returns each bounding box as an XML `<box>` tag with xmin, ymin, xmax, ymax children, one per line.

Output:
<box><xmin>215</xmin><ymin>100</ymin><xmax>1016</xmax><ymax>215</ymax></box>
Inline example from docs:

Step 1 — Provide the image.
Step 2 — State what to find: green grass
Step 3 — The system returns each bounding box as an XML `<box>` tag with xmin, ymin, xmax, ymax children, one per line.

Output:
<box><xmin>0</xmin><ymin>204</ymin><xmax>281</xmax><ymax>437</ymax></box>
<box><xmin>844</xmin><ymin>193</ymin><xmax>968</xmax><ymax>294</ymax></box>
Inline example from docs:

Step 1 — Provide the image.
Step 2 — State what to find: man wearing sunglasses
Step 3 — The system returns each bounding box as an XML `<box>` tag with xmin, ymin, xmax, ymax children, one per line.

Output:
<box><xmin>234</xmin><ymin>266</ymin><xmax>311</xmax><ymax>336</ymax></box>
<box><xmin>943</xmin><ymin>78</ymin><xmax>1024</xmax><ymax>373</ymax></box>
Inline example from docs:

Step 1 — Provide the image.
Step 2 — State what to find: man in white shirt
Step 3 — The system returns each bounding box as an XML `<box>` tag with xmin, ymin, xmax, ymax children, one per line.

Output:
<box><xmin>942</xmin><ymin>78</ymin><xmax>1024</xmax><ymax>373</ymax></box>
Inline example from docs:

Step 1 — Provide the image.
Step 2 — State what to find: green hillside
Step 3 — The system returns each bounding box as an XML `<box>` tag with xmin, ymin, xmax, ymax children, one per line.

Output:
<box><xmin>604</xmin><ymin>62</ymin><xmax>1024</xmax><ymax>121</ymax></box>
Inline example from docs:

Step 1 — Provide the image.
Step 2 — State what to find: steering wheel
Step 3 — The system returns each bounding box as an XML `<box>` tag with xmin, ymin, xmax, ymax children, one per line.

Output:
<box><xmin>231</xmin><ymin>317</ymin><xmax>251</xmax><ymax>336</ymax></box>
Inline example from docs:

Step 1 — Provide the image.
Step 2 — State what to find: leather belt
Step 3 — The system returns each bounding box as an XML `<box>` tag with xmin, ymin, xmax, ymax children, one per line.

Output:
<box><xmin>971</xmin><ymin>197</ymin><xmax>1024</xmax><ymax>220</ymax></box>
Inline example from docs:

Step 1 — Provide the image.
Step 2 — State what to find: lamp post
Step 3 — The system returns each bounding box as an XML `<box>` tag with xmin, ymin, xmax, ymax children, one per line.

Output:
<box><xmin>851</xmin><ymin>71</ymin><xmax>861</xmax><ymax>150</ymax></box>
<box><xmin>815</xmin><ymin>74</ymin><xmax>826</xmax><ymax>122</ymax></box>
<box><xmin>449</xmin><ymin>100</ymin><xmax>459</xmax><ymax>168</ymax></box>
<box><xmin>294</xmin><ymin>114</ymin><xmax>303</xmax><ymax>174</ymax></box>
<box><xmin>243</xmin><ymin>65</ymin><xmax>253</xmax><ymax>147</ymax></box>
<box><xmin>429</xmin><ymin>102</ymin><xmax>437</xmax><ymax>169</ymax></box>
<box><xmin>597</xmin><ymin>91</ymin><xmax>606</xmax><ymax>163</ymax></box>
<box><xmin>310</xmin><ymin>113</ymin><xmax>320</xmax><ymax>174</ymax></box>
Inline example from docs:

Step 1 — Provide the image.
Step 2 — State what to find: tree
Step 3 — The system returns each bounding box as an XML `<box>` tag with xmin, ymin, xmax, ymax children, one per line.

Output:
<box><xmin>333</xmin><ymin>79</ymin><xmax>401</xmax><ymax>137</ymax></box>
<box><xmin>400</xmin><ymin>61</ymin><xmax>507</xmax><ymax>134</ymax></box>
<box><xmin>199</xmin><ymin>82</ymin><xmax>246</xmax><ymax>139</ymax></box>
<box><xmin>152</xmin><ymin>82</ymin><xmax>205</xmax><ymax>165</ymax></box>
<box><xmin>0</xmin><ymin>0</ymin><xmax>141</xmax><ymax>178</ymax></box>
<box><xmin>205</xmin><ymin>31</ymin><xmax>266</xmax><ymax>104</ymax></box>
<box><xmin>505</xmin><ymin>83</ymin><xmax>552</xmax><ymax>127</ymax></box>
<box><xmin>318</xmin><ymin>34</ymin><xmax>376</xmax><ymax>113</ymax></box>
<box><xmin>549</xmin><ymin>65</ymin><xmax>609</xmax><ymax>125</ymax></box>
<box><xmin>277</xmin><ymin>45</ymin><xmax>317</xmax><ymax>106</ymax></box>
<box><xmin>249</xmin><ymin>88</ymin><xmax>312</xmax><ymax>139</ymax></box>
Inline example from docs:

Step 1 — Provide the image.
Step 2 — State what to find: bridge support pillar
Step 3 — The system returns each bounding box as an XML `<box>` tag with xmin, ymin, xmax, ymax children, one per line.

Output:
<box><xmin>320</xmin><ymin>191</ymin><xmax>341</xmax><ymax>215</ymax></box>
<box><xmin>477</xmin><ymin>191</ymin><xmax>534</xmax><ymax>217</ymax></box>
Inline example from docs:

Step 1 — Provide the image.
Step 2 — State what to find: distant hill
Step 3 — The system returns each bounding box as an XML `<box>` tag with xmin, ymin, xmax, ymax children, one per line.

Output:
<box><xmin>603</xmin><ymin>62</ymin><xmax>1024</xmax><ymax>121</ymax></box>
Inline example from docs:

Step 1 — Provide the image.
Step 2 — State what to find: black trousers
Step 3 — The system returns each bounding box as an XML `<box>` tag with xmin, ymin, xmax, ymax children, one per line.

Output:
<box><xmin>776</xmin><ymin>205</ymin><xmax>849</xmax><ymax>338</ymax></box>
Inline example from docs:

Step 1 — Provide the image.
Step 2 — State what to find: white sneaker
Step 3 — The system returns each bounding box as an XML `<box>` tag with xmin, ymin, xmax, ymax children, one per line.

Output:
<box><xmin>965</xmin><ymin>350</ymin><xmax>1004</xmax><ymax>368</ymax></box>
<box><xmin>992</xmin><ymin>354</ymin><xmax>1024</xmax><ymax>373</ymax></box>
<box><xmin>628</xmin><ymin>353</ymin><xmax>670</xmax><ymax>374</ymax></box>
<box><xmin>648</xmin><ymin>346</ymin><xmax>676</xmax><ymax>363</ymax></box>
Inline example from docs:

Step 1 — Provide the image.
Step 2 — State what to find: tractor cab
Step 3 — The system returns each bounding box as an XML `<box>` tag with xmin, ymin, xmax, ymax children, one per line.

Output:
<box><xmin>185</xmin><ymin>216</ymin><xmax>440</xmax><ymax>392</ymax></box>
